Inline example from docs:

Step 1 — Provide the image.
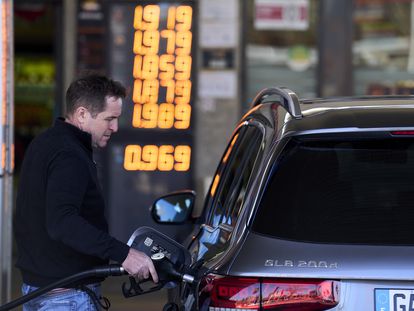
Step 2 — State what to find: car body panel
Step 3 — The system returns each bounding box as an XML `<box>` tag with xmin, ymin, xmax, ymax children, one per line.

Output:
<box><xmin>229</xmin><ymin>232</ymin><xmax>414</xmax><ymax>281</ymax></box>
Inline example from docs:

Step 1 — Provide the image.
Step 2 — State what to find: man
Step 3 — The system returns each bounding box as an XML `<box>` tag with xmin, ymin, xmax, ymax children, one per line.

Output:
<box><xmin>14</xmin><ymin>74</ymin><xmax>158</xmax><ymax>310</ymax></box>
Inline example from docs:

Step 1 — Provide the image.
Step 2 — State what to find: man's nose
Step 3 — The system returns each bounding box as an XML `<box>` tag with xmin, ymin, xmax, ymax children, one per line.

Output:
<box><xmin>110</xmin><ymin>119</ymin><xmax>118</xmax><ymax>132</ymax></box>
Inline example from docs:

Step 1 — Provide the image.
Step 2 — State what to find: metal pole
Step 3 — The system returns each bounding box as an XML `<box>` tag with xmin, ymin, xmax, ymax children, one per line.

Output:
<box><xmin>317</xmin><ymin>0</ymin><xmax>354</xmax><ymax>97</ymax></box>
<box><xmin>0</xmin><ymin>0</ymin><xmax>14</xmax><ymax>304</ymax></box>
<box><xmin>62</xmin><ymin>0</ymin><xmax>77</xmax><ymax>116</ymax></box>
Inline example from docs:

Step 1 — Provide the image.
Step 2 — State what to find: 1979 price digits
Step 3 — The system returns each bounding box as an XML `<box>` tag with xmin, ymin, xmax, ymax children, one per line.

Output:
<box><xmin>132</xmin><ymin>5</ymin><xmax>192</xmax><ymax>130</ymax></box>
<box><xmin>124</xmin><ymin>145</ymin><xmax>191</xmax><ymax>171</ymax></box>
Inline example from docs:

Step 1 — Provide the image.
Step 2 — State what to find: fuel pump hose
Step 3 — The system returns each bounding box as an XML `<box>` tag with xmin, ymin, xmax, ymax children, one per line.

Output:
<box><xmin>0</xmin><ymin>264</ymin><xmax>125</xmax><ymax>311</ymax></box>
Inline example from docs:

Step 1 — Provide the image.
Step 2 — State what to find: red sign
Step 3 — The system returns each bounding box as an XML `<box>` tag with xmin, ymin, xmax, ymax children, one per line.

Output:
<box><xmin>254</xmin><ymin>0</ymin><xmax>309</xmax><ymax>30</ymax></box>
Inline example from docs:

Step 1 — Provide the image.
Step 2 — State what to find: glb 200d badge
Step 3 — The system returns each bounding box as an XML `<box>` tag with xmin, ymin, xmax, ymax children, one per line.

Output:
<box><xmin>265</xmin><ymin>259</ymin><xmax>338</xmax><ymax>269</ymax></box>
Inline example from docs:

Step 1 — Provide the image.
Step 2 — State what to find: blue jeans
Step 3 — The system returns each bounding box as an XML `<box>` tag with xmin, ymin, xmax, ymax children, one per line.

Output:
<box><xmin>22</xmin><ymin>283</ymin><xmax>101</xmax><ymax>311</ymax></box>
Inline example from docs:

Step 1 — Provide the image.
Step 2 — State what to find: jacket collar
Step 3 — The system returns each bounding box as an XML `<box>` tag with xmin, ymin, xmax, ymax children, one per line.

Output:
<box><xmin>54</xmin><ymin>117</ymin><xmax>93</xmax><ymax>152</ymax></box>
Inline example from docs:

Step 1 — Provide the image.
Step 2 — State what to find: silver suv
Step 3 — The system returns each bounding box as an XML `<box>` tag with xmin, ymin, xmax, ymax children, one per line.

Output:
<box><xmin>152</xmin><ymin>87</ymin><xmax>414</xmax><ymax>311</ymax></box>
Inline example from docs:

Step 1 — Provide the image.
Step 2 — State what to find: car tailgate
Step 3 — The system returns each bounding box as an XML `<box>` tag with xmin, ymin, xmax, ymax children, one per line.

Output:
<box><xmin>227</xmin><ymin>232</ymin><xmax>414</xmax><ymax>310</ymax></box>
<box><xmin>229</xmin><ymin>232</ymin><xmax>414</xmax><ymax>280</ymax></box>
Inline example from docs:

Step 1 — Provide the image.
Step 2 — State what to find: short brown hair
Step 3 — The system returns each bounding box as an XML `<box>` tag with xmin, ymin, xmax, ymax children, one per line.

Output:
<box><xmin>65</xmin><ymin>74</ymin><xmax>126</xmax><ymax>117</ymax></box>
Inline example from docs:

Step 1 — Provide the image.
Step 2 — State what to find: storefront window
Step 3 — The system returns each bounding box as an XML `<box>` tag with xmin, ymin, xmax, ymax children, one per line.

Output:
<box><xmin>245</xmin><ymin>0</ymin><xmax>319</xmax><ymax>107</ymax></box>
<box><xmin>14</xmin><ymin>3</ymin><xmax>56</xmax><ymax>172</ymax></box>
<box><xmin>354</xmin><ymin>0</ymin><xmax>414</xmax><ymax>95</ymax></box>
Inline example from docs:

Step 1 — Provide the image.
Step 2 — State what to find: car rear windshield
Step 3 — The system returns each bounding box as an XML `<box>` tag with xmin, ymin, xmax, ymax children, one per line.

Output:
<box><xmin>252</xmin><ymin>137</ymin><xmax>414</xmax><ymax>245</ymax></box>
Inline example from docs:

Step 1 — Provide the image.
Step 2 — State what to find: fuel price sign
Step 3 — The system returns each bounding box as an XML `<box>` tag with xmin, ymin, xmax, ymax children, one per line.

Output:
<box><xmin>124</xmin><ymin>3</ymin><xmax>194</xmax><ymax>173</ymax></box>
<box><xmin>106</xmin><ymin>1</ymin><xmax>195</xmax><ymax>241</ymax></box>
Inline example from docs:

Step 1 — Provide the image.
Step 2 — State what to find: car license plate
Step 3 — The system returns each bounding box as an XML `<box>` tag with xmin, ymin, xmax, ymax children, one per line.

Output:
<box><xmin>375</xmin><ymin>289</ymin><xmax>414</xmax><ymax>311</ymax></box>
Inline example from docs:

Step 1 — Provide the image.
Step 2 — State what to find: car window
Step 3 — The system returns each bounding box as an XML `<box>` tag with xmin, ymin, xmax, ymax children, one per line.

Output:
<box><xmin>207</xmin><ymin>125</ymin><xmax>263</xmax><ymax>229</ymax></box>
<box><xmin>189</xmin><ymin>124</ymin><xmax>262</xmax><ymax>263</ymax></box>
<box><xmin>252</xmin><ymin>137</ymin><xmax>414</xmax><ymax>245</ymax></box>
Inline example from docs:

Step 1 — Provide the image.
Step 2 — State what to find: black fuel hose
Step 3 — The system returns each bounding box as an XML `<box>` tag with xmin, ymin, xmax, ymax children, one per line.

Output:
<box><xmin>0</xmin><ymin>264</ymin><xmax>125</xmax><ymax>311</ymax></box>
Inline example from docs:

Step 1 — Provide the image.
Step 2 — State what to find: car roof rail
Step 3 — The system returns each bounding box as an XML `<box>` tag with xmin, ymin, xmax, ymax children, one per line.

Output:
<box><xmin>251</xmin><ymin>87</ymin><xmax>302</xmax><ymax>119</ymax></box>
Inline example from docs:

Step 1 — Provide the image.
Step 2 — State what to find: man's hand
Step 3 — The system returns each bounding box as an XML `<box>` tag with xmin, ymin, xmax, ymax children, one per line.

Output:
<box><xmin>122</xmin><ymin>248</ymin><xmax>159</xmax><ymax>283</ymax></box>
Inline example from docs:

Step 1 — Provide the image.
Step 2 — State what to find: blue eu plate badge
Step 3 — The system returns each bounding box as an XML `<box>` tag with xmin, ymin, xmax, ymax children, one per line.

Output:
<box><xmin>375</xmin><ymin>289</ymin><xmax>414</xmax><ymax>311</ymax></box>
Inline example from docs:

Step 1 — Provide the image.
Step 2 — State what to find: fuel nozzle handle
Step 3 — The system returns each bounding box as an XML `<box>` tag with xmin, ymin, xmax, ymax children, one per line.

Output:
<box><xmin>151</xmin><ymin>252</ymin><xmax>194</xmax><ymax>284</ymax></box>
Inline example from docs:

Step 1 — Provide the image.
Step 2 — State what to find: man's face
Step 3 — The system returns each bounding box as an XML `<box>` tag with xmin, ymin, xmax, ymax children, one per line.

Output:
<box><xmin>83</xmin><ymin>96</ymin><xmax>123</xmax><ymax>148</ymax></box>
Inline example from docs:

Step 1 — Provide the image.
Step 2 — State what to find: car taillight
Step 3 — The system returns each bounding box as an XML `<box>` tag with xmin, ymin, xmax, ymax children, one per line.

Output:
<box><xmin>199</xmin><ymin>274</ymin><xmax>340</xmax><ymax>311</ymax></box>
<box><xmin>261</xmin><ymin>279</ymin><xmax>339</xmax><ymax>310</ymax></box>
<box><xmin>199</xmin><ymin>275</ymin><xmax>260</xmax><ymax>310</ymax></box>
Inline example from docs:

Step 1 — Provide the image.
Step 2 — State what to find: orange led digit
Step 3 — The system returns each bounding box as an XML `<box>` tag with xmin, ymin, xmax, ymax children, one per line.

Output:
<box><xmin>141</xmin><ymin>103</ymin><xmax>159</xmax><ymax>128</ymax></box>
<box><xmin>174</xmin><ymin>104</ymin><xmax>191</xmax><ymax>129</ymax></box>
<box><xmin>141</xmin><ymin>145</ymin><xmax>158</xmax><ymax>171</ymax></box>
<box><xmin>134</xmin><ymin>5</ymin><xmax>160</xmax><ymax>30</ymax></box>
<box><xmin>160</xmin><ymin>79</ymin><xmax>175</xmax><ymax>104</ymax></box>
<box><xmin>132</xmin><ymin>80</ymin><xmax>144</xmax><ymax>103</ymax></box>
<box><xmin>133</xmin><ymin>55</ymin><xmax>143</xmax><ymax>79</ymax></box>
<box><xmin>160</xmin><ymin>30</ymin><xmax>176</xmax><ymax>55</ymax></box>
<box><xmin>143</xmin><ymin>5</ymin><xmax>160</xmax><ymax>30</ymax></box>
<box><xmin>159</xmin><ymin>55</ymin><xmax>175</xmax><ymax>80</ymax></box>
<box><xmin>133</xmin><ymin>30</ymin><xmax>160</xmax><ymax>55</ymax></box>
<box><xmin>175</xmin><ymin>80</ymin><xmax>191</xmax><ymax>105</ymax></box>
<box><xmin>133</xmin><ymin>30</ymin><xmax>145</xmax><ymax>55</ymax></box>
<box><xmin>133</xmin><ymin>55</ymin><xmax>150</xmax><ymax>80</ymax></box>
<box><xmin>133</xmin><ymin>79</ymin><xmax>159</xmax><ymax>104</ymax></box>
<box><xmin>176</xmin><ymin>6</ymin><xmax>192</xmax><ymax>31</ymax></box>
<box><xmin>174</xmin><ymin>145</ymin><xmax>191</xmax><ymax>171</ymax></box>
<box><xmin>175</xmin><ymin>55</ymin><xmax>192</xmax><ymax>80</ymax></box>
<box><xmin>133</xmin><ymin>55</ymin><xmax>159</xmax><ymax>80</ymax></box>
<box><xmin>144</xmin><ymin>79</ymin><xmax>159</xmax><ymax>103</ymax></box>
<box><xmin>132</xmin><ymin>104</ymin><xmax>142</xmax><ymax>128</ymax></box>
<box><xmin>142</xmin><ymin>55</ymin><xmax>159</xmax><ymax>80</ymax></box>
<box><xmin>167</xmin><ymin>6</ymin><xmax>176</xmax><ymax>30</ymax></box>
<box><xmin>133</xmin><ymin>6</ymin><xmax>144</xmax><ymax>30</ymax></box>
<box><xmin>158</xmin><ymin>145</ymin><xmax>175</xmax><ymax>171</ymax></box>
<box><xmin>143</xmin><ymin>30</ymin><xmax>160</xmax><ymax>55</ymax></box>
<box><xmin>176</xmin><ymin>31</ymin><xmax>192</xmax><ymax>56</ymax></box>
<box><xmin>158</xmin><ymin>103</ymin><xmax>175</xmax><ymax>129</ymax></box>
<box><xmin>132</xmin><ymin>103</ymin><xmax>158</xmax><ymax>128</ymax></box>
<box><xmin>124</xmin><ymin>145</ymin><xmax>142</xmax><ymax>171</ymax></box>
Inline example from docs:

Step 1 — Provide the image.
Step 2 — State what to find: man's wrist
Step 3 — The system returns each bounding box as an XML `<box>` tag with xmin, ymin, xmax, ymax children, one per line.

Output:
<box><xmin>109</xmin><ymin>238</ymin><xmax>130</xmax><ymax>263</ymax></box>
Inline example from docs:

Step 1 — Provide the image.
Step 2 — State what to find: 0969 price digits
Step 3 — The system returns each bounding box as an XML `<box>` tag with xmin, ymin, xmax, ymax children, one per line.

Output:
<box><xmin>124</xmin><ymin>145</ymin><xmax>191</xmax><ymax>171</ymax></box>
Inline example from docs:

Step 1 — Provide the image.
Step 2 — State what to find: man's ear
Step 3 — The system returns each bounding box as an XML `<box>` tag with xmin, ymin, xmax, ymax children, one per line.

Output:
<box><xmin>75</xmin><ymin>106</ymin><xmax>89</xmax><ymax>124</ymax></box>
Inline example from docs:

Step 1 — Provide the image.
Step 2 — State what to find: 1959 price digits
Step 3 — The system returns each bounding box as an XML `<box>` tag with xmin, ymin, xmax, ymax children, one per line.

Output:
<box><xmin>124</xmin><ymin>145</ymin><xmax>191</xmax><ymax>171</ymax></box>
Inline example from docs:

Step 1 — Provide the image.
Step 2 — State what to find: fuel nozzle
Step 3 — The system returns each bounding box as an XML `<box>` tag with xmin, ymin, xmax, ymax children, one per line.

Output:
<box><xmin>151</xmin><ymin>252</ymin><xmax>194</xmax><ymax>284</ymax></box>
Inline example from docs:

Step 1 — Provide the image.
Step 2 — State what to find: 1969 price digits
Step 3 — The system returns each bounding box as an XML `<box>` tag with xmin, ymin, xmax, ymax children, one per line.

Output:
<box><xmin>132</xmin><ymin>4</ymin><xmax>192</xmax><ymax>130</ymax></box>
<box><xmin>124</xmin><ymin>145</ymin><xmax>191</xmax><ymax>171</ymax></box>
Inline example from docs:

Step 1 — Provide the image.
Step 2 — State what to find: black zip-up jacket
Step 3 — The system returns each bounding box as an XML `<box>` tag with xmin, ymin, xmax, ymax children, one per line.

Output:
<box><xmin>14</xmin><ymin>118</ymin><xmax>129</xmax><ymax>287</ymax></box>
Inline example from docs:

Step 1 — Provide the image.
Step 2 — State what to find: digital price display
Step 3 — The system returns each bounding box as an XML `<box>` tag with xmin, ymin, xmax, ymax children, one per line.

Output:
<box><xmin>124</xmin><ymin>144</ymin><xmax>191</xmax><ymax>171</ymax></box>
<box><xmin>123</xmin><ymin>3</ymin><xmax>193</xmax><ymax>172</ymax></box>
<box><xmin>106</xmin><ymin>1</ymin><xmax>195</xmax><ymax>241</ymax></box>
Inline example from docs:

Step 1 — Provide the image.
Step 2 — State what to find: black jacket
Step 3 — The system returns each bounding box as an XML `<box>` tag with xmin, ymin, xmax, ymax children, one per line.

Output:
<box><xmin>14</xmin><ymin>118</ymin><xmax>129</xmax><ymax>287</ymax></box>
